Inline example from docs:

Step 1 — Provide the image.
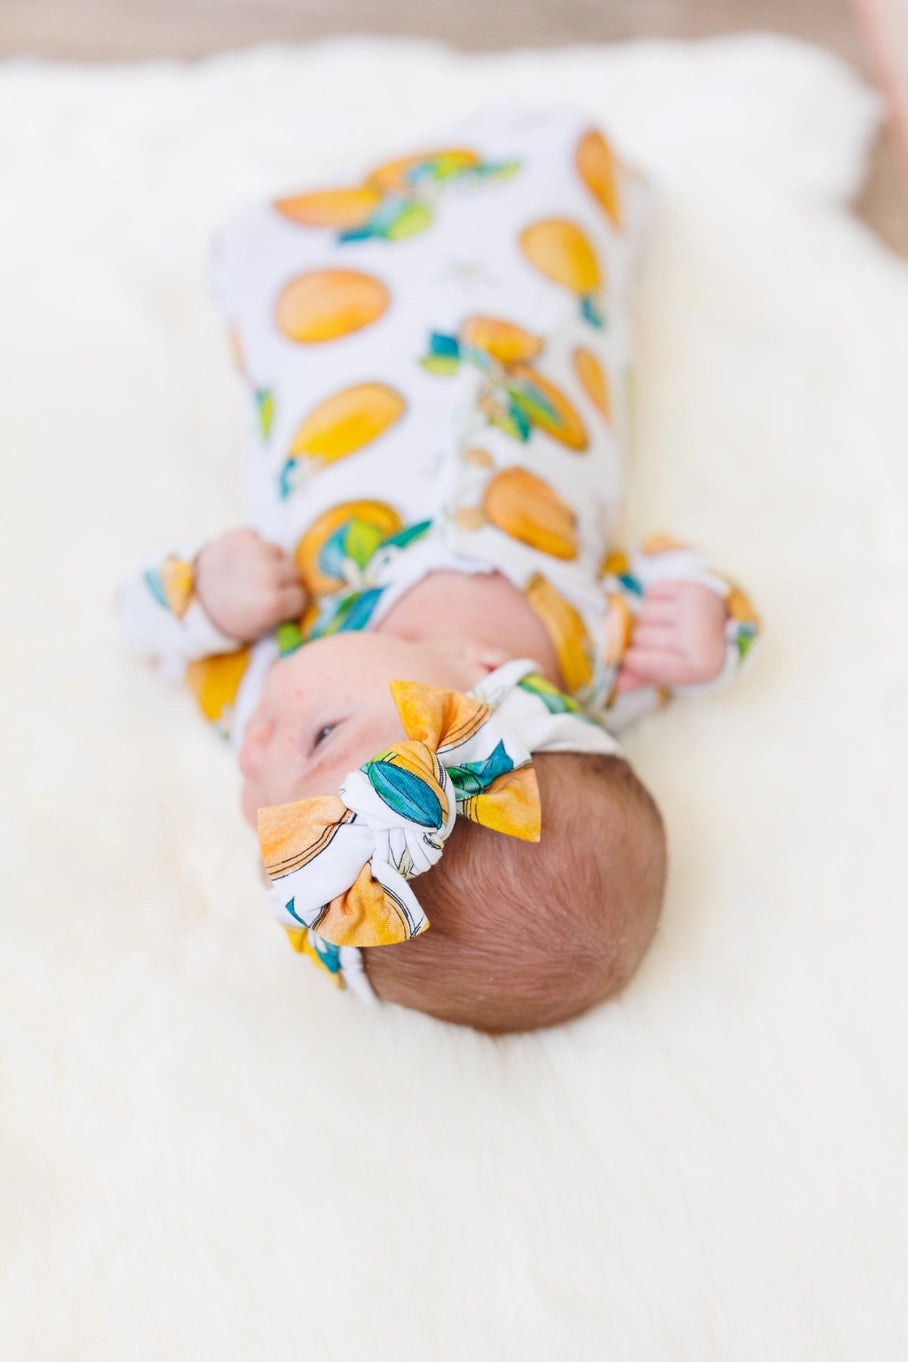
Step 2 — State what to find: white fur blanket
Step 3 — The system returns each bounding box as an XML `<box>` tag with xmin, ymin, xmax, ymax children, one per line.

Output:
<box><xmin>2</xmin><ymin>36</ymin><xmax>906</xmax><ymax>1360</ymax></box>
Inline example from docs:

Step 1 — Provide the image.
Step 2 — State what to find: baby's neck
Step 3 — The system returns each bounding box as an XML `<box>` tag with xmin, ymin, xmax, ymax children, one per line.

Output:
<box><xmin>375</xmin><ymin>570</ymin><xmax>564</xmax><ymax>688</ymax></box>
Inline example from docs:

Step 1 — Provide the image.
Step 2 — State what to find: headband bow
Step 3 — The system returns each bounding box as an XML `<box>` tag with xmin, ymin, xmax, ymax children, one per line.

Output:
<box><xmin>257</xmin><ymin>659</ymin><xmax>620</xmax><ymax>950</ymax></box>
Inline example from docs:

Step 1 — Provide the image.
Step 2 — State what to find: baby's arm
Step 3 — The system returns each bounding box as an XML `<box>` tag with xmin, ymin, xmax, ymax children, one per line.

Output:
<box><xmin>120</xmin><ymin>528</ymin><xmax>306</xmax><ymax>662</ymax></box>
<box><xmin>602</xmin><ymin>537</ymin><xmax>759</xmax><ymax>728</ymax></box>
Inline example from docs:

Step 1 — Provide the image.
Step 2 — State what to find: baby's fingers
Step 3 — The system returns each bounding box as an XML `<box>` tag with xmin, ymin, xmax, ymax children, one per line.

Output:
<box><xmin>274</xmin><ymin>557</ymin><xmax>304</xmax><ymax>590</ymax></box>
<box><xmin>273</xmin><ymin>583</ymin><xmax>307</xmax><ymax>621</ymax></box>
<box><xmin>634</xmin><ymin>598</ymin><xmax>679</xmax><ymax>627</ymax></box>
<box><xmin>621</xmin><ymin>646</ymin><xmax>700</xmax><ymax>688</ymax></box>
<box><xmin>262</xmin><ymin>542</ymin><xmax>299</xmax><ymax>572</ymax></box>
<box><xmin>615</xmin><ymin>665</ymin><xmax>650</xmax><ymax>694</ymax></box>
<box><xmin>262</xmin><ymin>539</ymin><xmax>290</xmax><ymax>559</ymax></box>
<box><xmin>630</xmin><ymin>624</ymin><xmax>684</xmax><ymax>654</ymax></box>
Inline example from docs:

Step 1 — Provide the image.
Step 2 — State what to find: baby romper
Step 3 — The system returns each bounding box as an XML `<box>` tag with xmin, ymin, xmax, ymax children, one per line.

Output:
<box><xmin>121</xmin><ymin>106</ymin><xmax>758</xmax><ymax>744</ymax></box>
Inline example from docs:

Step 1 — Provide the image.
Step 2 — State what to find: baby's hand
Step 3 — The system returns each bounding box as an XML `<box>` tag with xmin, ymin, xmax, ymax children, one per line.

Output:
<box><xmin>616</xmin><ymin>581</ymin><xmax>728</xmax><ymax>692</ymax></box>
<box><xmin>195</xmin><ymin>528</ymin><xmax>308</xmax><ymax>643</ymax></box>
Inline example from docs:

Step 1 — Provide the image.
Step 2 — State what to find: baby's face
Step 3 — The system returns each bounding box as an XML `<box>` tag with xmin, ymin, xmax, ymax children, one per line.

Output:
<box><xmin>237</xmin><ymin>631</ymin><xmax>502</xmax><ymax>826</ymax></box>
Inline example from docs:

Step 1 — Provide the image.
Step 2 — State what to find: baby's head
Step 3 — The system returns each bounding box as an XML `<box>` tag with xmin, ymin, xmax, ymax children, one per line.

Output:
<box><xmin>365</xmin><ymin>750</ymin><xmax>666</xmax><ymax>1031</ymax></box>
<box><xmin>240</xmin><ymin>632</ymin><xmax>666</xmax><ymax>1033</ymax></box>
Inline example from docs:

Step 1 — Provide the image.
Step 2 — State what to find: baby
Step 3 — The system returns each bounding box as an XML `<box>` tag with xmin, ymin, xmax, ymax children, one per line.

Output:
<box><xmin>121</xmin><ymin>106</ymin><xmax>758</xmax><ymax>1032</ymax></box>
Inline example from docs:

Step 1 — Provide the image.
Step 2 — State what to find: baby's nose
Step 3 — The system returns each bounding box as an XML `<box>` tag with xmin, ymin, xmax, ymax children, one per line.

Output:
<box><xmin>238</xmin><ymin>718</ymin><xmax>275</xmax><ymax>775</ymax></box>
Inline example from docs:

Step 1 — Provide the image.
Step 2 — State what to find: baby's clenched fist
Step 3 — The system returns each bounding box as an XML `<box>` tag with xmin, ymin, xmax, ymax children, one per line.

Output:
<box><xmin>616</xmin><ymin>580</ymin><xmax>728</xmax><ymax>693</ymax></box>
<box><xmin>195</xmin><ymin>528</ymin><xmax>308</xmax><ymax>643</ymax></box>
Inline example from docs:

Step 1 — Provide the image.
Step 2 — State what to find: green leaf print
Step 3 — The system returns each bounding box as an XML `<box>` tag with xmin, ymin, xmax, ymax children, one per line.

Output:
<box><xmin>490</xmin><ymin>400</ymin><xmax>532</xmax><ymax>443</ymax></box>
<box><xmin>446</xmin><ymin>741</ymin><xmax>514</xmax><ymax>797</ymax></box>
<box><xmin>428</xmin><ymin>332</ymin><xmax>460</xmax><ymax>359</ymax></box>
<box><xmin>517</xmin><ymin>674</ymin><xmax>591</xmax><ymax>719</ymax></box>
<box><xmin>255</xmin><ymin>389</ymin><xmax>275</xmax><ymax>439</ymax></box>
<box><xmin>364</xmin><ymin>759</ymin><xmax>444</xmax><ymax>829</ymax></box>
<box><xmin>381</xmin><ymin>519</ymin><xmax>433</xmax><ymax>552</ymax></box>
<box><xmin>581</xmin><ymin>294</ymin><xmax>605</xmax><ymax>329</ymax></box>
<box><xmin>470</xmin><ymin>159</ymin><xmax>521</xmax><ymax>181</ymax></box>
<box><xmin>421</xmin><ymin>354</ymin><xmax>461</xmax><ymax>376</ymax></box>
<box><xmin>386</xmin><ymin>200</ymin><xmax>434</xmax><ymax>240</ymax></box>
<box><xmin>736</xmin><ymin>626</ymin><xmax>756</xmax><ymax>661</ymax></box>
<box><xmin>505</xmin><ymin>376</ymin><xmax>560</xmax><ymax>429</ymax></box>
<box><xmin>345</xmin><ymin>518</ymin><xmax>386</xmax><ymax>569</ymax></box>
<box><xmin>276</xmin><ymin>622</ymin><xmax>304</xmax><ymax>656</ymax></box>
<box><xmin>423</xmin><ymin>331</ymin><xmax>461</xmax><ymax>374</ymax></box>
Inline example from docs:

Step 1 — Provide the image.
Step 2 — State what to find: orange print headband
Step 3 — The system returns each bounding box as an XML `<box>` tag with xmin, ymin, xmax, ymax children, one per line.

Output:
<box><xmin>257</xmin><ymin>660</ymin><xmax>621</xmax><ymax>980</ymax></box>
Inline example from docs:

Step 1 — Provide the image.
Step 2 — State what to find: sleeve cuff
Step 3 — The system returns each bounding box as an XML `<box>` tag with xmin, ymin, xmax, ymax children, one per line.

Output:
<box><xmin>119</xmin><ymin>543</ymin><xmax>243</xmax><ymax>666</ymax></box>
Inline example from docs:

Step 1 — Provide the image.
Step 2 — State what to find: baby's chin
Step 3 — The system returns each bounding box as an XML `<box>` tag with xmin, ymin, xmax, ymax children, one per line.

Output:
<box><xmin>240</xmin><ymin>778</ymin><xmax>262</xmax><ymax>829</ymax></box>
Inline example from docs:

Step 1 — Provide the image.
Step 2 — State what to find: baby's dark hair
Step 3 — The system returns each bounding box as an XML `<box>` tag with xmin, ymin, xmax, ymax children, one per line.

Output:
<box><xmin>363</xmin><ymin>752</ymin><xmax>667</xmax><ymax>1033</ymax></box>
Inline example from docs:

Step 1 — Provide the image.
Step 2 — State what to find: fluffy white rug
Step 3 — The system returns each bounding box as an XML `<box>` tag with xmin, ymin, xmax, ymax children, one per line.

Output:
<box><xmin>2</xmin><ymin>35</ymin><xmax>906</xmax><ymax>1360</ymax></box>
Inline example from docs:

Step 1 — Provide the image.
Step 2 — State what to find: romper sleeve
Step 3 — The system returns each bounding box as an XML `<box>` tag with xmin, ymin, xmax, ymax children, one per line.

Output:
<box><xmin>118</xmin><ymin>545</ymin><xmax>253</xmax><ymax>734</ymax></box>
<box><xmin>599</xmin><ymin>534</ymin><xmax>760</xmax><ymax>730</ymax></box>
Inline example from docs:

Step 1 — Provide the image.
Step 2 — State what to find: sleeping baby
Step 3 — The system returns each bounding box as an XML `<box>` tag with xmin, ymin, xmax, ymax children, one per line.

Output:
<box><xmin>120</xmin><ymin>106</ymin><xmax>758</xmax><ymax>1032</ymax></box>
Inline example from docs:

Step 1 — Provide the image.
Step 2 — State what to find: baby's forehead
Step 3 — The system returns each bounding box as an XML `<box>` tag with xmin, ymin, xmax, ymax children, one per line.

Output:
<box><xmin>302</xmin><ymin>628</ymin><xmax>413</xmax><ymax>662</ymax></box>
<box><xmin>276</xmin><ymin>629</ymin><xmax>419</xmax><ymax>686</ymax></box>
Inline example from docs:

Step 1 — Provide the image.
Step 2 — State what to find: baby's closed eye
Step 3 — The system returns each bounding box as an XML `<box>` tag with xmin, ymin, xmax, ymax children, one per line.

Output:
<box><xmin>313</xmin><ymin>724</ymin><xmax>336</xmax><ymax>749</ymax></box>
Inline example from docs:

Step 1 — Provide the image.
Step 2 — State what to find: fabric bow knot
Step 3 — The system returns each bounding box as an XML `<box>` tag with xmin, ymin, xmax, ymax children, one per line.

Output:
<box><xmin>257</xmin><ymin>659</ymin><xmax>620</xmax><ymax>950</ymax></box>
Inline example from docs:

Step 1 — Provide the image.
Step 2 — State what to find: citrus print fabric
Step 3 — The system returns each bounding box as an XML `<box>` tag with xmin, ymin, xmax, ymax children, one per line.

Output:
<box><xmin>118</xmin><ymin>106</ymin><xmax>760</xmax><ymax>996</ymax></box>
<box><xmin>121</xmin><ymin>107</ymin><xmax>759</xmax><ymax>735</ymax></box>
<box><xmin>420</xmin><ymin>318</ymin><xmax>589</xmax><ymax>450</ymax></box>
<box><xmin>258</xmin><ymin>659</ymin><xmax>620</xmax><ymax>949</ymax></box>
<box><xmin>274</xmin><ymin>147</ymin><xmax>521</xmax><ymax>245</ymax></box>
<box><xmin>202</xmin><ymin>107</ymin><xmax>652</xmax><ymax>697</ymax></box>
<box><xmin>519</xmin><ymin>219</ymin><xmax>606</xmax><ymax>328</ymax></box>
